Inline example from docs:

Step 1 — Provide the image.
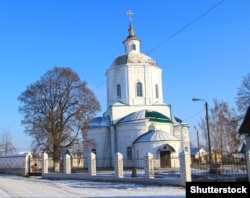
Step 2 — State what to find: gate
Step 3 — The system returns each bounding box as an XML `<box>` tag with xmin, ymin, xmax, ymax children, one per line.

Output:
<box><xmin>28</xmin><ymin>155</ymin><xmax>42</xmax><ymax>176</ymax></box>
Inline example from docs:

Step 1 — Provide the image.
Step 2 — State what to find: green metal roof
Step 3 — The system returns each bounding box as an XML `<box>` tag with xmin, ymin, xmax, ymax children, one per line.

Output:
<box><xmin>117</xmin><ymin>109</ymin><xmax>173</xmax><ymax>124</ymax></box>
<box><xmin>145</xmin><ymin>111</ymin><xmax>172</xmax><ymax>123</ymax></box>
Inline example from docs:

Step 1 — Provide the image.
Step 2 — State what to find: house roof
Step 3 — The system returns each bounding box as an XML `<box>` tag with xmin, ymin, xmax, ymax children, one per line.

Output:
<box><xmin>239</xmin><ymin>106</ymin><xmax>250</xmax><ymax>135</ymax></box>
<box><xmin>190</xmin><ymin>147</ymin><xmax>207</xmax><ymax>155</ymax></box>
<box><xmin>0</xmin><ymin>152</ymin><xmax>30</xmax><ymax>158</ymax></box>
<box><xmin>88</xmin><ymin>116</ymin><xmax>111</xmax><ymax>128</ymax></box>
<box><xmin>133</xmin><ymin>130</ymin><xmax>178</xmax><ymax>144</ymax></box>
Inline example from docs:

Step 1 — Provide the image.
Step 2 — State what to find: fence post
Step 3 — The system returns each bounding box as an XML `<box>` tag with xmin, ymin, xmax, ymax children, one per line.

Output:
<box><xmin>245</xmin><ymin>150</ymin><xmax>250</xmax><ymax>182</ymax></box>
<box><xmin>42</xmin><ymin>152</ymin><xmax>48</xmax><ymax>175</ymax></box>
<box><xmin>64</xmin><ymin>153</ymin><xmax>71</xmax><ymax>174</ymax></box>
<box><xmin>179</xmin><ymin>150</ymin><xmax>191</xmax><ymax>186</ymax></box>
<box><xmin>88</xmin><ymin>152</ymin><xmax>96</xmax><ymax>176</ymax></box>
<box><xmin>144</xmin><ymin>152</ymin><xmax>154</xmax><ymax>179</ymax></box>
<box><xmin>114</xmin><ymin>152</ymin><xmax>123</xmax><ymax>178</ymax></box>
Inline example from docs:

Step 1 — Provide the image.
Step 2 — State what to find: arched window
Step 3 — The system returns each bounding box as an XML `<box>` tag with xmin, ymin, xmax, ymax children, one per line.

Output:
<box><xmin>117</xmin><ymin>84</ymin><xmax>121</xmax><ymax>98</ymax></box>
<box><xmin>127</xmin><ymin>147</ymin><xmax>132</xmax><ymax>160</ymax></box>
<box><xmin>136</xmin><ymin>82</ymin><xmax>143</xmax><ymax>97</ymax></box>
<box><xmin>91</xmin><ymin>148</ymin><xmax>96</xmax><ymax>154</ymax></box>
<box><xmin>131</xmin><ymin>44</ymin><xmax>136</xmax><ymax>51</ymax></box>
<box><xmin>155</xmin><ymin>84</ymin><xmax>159</xmax><ymax>99</ymax></box>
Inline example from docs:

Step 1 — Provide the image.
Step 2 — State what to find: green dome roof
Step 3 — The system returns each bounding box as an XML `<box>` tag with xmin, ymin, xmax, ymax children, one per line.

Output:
<box><xmin>117</xmin><ymin>109</ymin><xmax>173</xmax><ymax>124</ymax></box>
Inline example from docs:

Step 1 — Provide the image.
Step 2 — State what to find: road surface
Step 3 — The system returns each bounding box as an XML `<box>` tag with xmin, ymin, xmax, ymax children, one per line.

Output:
<box><xmin>0</xmin><ymin>174</ymin><xmax>185</xmax><ymax>197</ymax></box>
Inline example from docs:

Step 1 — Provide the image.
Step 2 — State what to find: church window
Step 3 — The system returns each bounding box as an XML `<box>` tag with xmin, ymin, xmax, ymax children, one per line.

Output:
<box><xmin>91</xmin><ymin>148</ymin><xmax>96</xmax><ymax>154</ymax></box>
<box><xmin>155</xmin><ymin>84</ymin><xmax>159</xmax><ymax>99</ymax></box>
<box><xmin>131</xmin><ymin>44</ymin><xmax>136</xmax><ymax>51</ymax></box>
<box><xmin>127</xmin><ymin>147</ymin><xmax>132</xmax><ymax>160</ymax></box>
<box><xmin>117</xmin><ymin>84</ymin><xmax>121</xmax><ymax>98</ymax></box>
<box><xmin>136</xmin><ymin>82</ymin><xmax>143</xmax><ymax>97</ymax></box>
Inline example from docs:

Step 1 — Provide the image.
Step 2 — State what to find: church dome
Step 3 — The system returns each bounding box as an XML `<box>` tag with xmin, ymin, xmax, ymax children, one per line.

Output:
<box><xmin>111</xmin><ymin>51</ymin><xmax>159</xmax><ymax>67</ymax></box>
<box><xmin>133</xmin><ymin>130</ymin><xmax>178</xmax><ymax>144</ymax></box>
<box><xmin>117</xmin><ymin>109</ymin><xmax>173</xmax><ymax>124</ymax></box>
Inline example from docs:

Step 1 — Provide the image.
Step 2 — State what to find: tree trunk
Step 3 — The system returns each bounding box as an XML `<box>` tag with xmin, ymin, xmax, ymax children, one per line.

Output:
<box><xmin>53</xmin><ymin>145</ymin><xmax>61</xmax><ymax>173</ymax></box>
<box><xmin>54</xmin><ymin>161</ymin><xmax>60</xmax><ymax>173</ymax></box>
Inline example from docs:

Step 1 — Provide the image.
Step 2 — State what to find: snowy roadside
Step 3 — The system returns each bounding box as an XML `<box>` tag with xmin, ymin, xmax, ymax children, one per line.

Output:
<box><xmin>0</xmin><ymin>174</ymin><xmax>185</xmax><ymax>197</ymax></box>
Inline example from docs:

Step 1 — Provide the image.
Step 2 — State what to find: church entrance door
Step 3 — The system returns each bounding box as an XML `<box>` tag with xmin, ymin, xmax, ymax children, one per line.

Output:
<box><xmin>160</xmin><ymin>150</ymin><xmax>171</xmax><ymax>168</ymax></box>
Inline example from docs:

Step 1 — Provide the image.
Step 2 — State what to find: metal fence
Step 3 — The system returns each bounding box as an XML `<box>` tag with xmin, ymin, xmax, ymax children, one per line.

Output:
<box><xmin>72</xmin><ymin>157</ymin><xmax>181</xmax><ymax>179</ymax></box>
<box><xmin>191</xmin><ymin>156</ymin><xmax>248</xmax><ymax>181</ymax></box>
<box><xmin>41</xmin><ymin>154</ymin><xmax>248</xmax><ymax>182</ymax></box>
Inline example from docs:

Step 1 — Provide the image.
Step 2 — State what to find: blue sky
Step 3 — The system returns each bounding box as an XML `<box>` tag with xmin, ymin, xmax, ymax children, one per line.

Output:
<box><xmin>0</xmin><ymin>0</ymin><xmax>249</xmax><ymax>151</ymax></box>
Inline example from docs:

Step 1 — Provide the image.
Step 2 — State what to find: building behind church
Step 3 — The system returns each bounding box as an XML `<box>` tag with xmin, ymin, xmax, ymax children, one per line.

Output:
<box><xmin>84</xmin><ymin>19</ymin><xmax>190</xmax><ymax>168</ymax></box>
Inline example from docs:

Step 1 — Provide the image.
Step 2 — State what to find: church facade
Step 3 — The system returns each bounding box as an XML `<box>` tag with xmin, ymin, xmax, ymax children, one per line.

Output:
<box><xmin>84</xmin><ymin>20</ymin><xmax>190</xmax><ymax>168</ymax></box>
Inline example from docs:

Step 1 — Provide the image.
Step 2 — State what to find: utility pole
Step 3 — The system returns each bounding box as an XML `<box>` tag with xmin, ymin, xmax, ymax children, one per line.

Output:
<box><xmin>192</xmin><ymin>98</ymin><xmax>213</xmax><ymax>171</ymax></box>
<box><xmin>194</xmin><ymin>126</ymin><xmax>201</xmax><ymax>163</ymax></box>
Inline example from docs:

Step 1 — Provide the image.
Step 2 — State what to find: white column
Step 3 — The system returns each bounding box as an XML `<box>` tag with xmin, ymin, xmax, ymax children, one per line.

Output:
<box><xmin>144</xmin><ymin>152</ymin><xmax>154</xmax><ymax>179</ymax></box>
<box><xmin>64</xmin><ymin>154</ymin><xmax>71</xmax><ymax>174</ymax></box>
<box><xmin>42</xmin><ymin>152</ymin><xmax>48</xmax><ymax>174</ymax></box>
<box><xmin>88</xmin><ymin>152</ymin><xmax>96</xmax><ymax>176</ymax></box>
<box><xmin>179</xmin><ymin>151</ymin><xmax>191</xmax><ymax>186</ymax></box>
<box><xmin>114</xmin><ymin>152</ymin><xmax>123</xmax><ymax>178</ymax></box>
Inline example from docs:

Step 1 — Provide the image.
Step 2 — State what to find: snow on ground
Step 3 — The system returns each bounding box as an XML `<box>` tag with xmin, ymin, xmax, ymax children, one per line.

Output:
<box><xmin>0</xmin><ymin>174</ymin><xmax>185</xmax><ymax>197</ymax></box>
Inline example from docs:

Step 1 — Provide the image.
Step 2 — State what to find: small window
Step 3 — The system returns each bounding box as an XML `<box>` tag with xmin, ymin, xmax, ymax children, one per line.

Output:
<box><xmin>127</xmin><ymin>147</ymin><xmax>132</xmax><ymax>160</ymax></box>
<box><xmin>136</xmin><ymin>82</ymin><xmax>143</xmax><ymax>97</ymax></box>
<box><xmin>131</xmin><ymin>44</ymin><xmax>136</xmax><ymax>50</ymax></box>
<box><xmin>91</xmin><ymin>148</ymin><xmax>96</xmax><ymax>154</ymax></box>
<box><xmin>155</xmin><ymin>84</ymin><xmax>159</xmax><ymax>99</ymax></box>
<box><xmin>117</xmin><ymin>84</ymin><xmax>121</xmax><ymax>98</ymax></box>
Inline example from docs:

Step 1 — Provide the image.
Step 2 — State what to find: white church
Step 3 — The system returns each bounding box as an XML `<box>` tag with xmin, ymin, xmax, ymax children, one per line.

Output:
<box><xmin>85</xmin><ymin>15</ymin><xmax>190</xmax><ymax>168</ymax></box>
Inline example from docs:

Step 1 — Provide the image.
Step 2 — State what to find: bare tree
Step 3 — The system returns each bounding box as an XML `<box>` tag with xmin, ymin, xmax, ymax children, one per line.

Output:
<box><xmin>198</xmin><ymin>99</ymin><xmax>240</xmax><ymax>155</ymax></box>
<box><xmin>18</xmin><ymin>67</ymin><xmax>100</xmax><ymax>169</ymax></box>
<box><xmin>0</xmin><ymin>129</ymin><xmax>16</xmax><ymax>156</ymax></box>
<box><xmin>236</xmin><ymin>72</ymin><xmax>250</xmax><ymax>119</ymax></box>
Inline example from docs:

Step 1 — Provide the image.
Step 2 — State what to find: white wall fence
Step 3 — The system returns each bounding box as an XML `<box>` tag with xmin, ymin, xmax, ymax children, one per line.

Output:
<box><xmin>2</xmin><ymin>150</ymin><xmax>249</xmax><ymax>186</ymax></box>
<box><xmin>42</xmin><ymin>151</ymin><xmax>191</xmax><ymax>187</ymax></box>
<box><xmin>0</xmin><ymin>152</ymin><xmax>31</xmax><ymax>176</ymax></box>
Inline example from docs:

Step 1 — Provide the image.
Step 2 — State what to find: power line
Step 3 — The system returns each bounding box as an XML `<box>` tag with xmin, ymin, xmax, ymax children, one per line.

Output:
<box><xmin>183</xmin><ymin>109</ymin><xmax>205</xmax><ymax>121</ymax></box>
<box><xmin>95</xmin><ymin>0</ymin><xmax>225</xmax><ymax>89</ymax></box>
<box><xmin>146</xmin><ymin>0</ymin><xmax>225</xmax><ymax>55</ymax></box>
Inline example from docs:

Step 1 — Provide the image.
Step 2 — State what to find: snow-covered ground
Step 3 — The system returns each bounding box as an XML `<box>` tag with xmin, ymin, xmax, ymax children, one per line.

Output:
<box><xmin>0</xmin><ymin>174</ymin><xmax>185</xmax><ymax>197</ymax></box>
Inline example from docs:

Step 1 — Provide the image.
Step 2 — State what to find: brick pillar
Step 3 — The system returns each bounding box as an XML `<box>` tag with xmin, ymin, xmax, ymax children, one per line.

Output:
<box><xmin>179</xmin><ymin>151</ymin><xmax>191</xmax><ymax>186</ymax></box>
<box><xmin>144</xmin><ymin>152</ymin><xmax>154</xmax><ymax>179</ymax></box>
<box><xmin>88</xmin><ymin>152</ymin><xmax>96</xmax><ymax>176</ymax></box>
<box><xmin>245</xmin><ymin>150</ymin><xmax>250</xmax><ymax>182</ymax></box>
<box><xmin>42</xmin><ymin>152</ymin><xmax>48</xmax><ymax>174</ymax></box>
<box><xmin>114</xmin><ymin>152</ymin><xmax>123</xmax><ymax>178</ymax></box>
<box><xmin>64</xmin><ymin>154</ymin><xmax>71</xmax><ymax>174</ymax></box>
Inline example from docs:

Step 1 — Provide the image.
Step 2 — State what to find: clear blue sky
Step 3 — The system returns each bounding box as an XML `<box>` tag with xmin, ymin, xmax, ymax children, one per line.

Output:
<box><xmin>0</xmin><ymin>0</ymin><xmax>249</xmax><ymax>151</ymax></box>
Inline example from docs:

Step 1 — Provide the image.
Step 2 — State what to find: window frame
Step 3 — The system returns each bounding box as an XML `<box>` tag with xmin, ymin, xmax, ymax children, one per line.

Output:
<box><xmin>136</xmin><ymin>82</ymin><xmax>143</xmax><ymax>97</ymax></box>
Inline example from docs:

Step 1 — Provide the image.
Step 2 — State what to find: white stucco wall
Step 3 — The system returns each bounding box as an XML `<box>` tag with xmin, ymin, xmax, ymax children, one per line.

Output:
<box><xmin>106</xmin><ymin>62</ymin><xmax>163</xmax><ymax>108</ymax></box>
<box><xmin>85</xmin><ymin>127</ymin><xmax>107</xmax><ymax>158</ymax></box>
<box><xmin>133</xmin><ymin>140</ymin><xmax>181</xmax><ymax>168</ymax></box>
<box><xmin>0</xmin><ymin>152</ymin><xmax>31</xmax><ymax>176</ymax></box>
<box><xmin>116</xmin><ymin>121</ymin><xmax>146</xmax><ymax>158</ymax></box>
<box><xmin>109</xmin><ymin>104</ymin><xmax>172</xmax><ymax>124</ymax></box>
